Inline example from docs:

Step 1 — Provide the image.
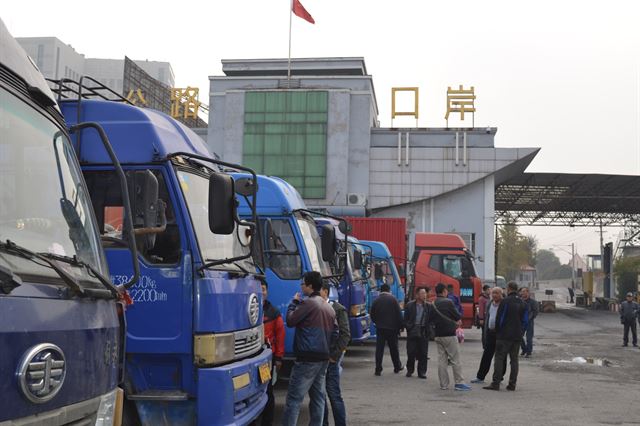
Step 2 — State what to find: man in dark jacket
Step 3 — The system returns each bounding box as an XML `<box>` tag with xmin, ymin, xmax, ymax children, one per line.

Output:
<box><xmin>433</xmin><ymin>283</ymin><xmax>471</xmax><ymax>391</ymax></box>
<box><xmin>620</xmin><ymin>292</ymin><xmax>638</xmax><ymax>347</ymax></box>
<box><xmin>320</xmin><ymin>282</ymin><xmax>350</xmax><ymax>426</ymax></box>
<box><xmin>477</xmin><ymin>285</ymin><xmax>491</xmax><ymax>348</ymax></box>
<box><xmin>282</xmin><ymin>271</ymin><xmax>338</xmax><ymax>426</ymax></box>
<box><xmin>370</xmin><ymin>283</ymin><xmax>404</xmax><ymax>376</ymax></box>
<box><xmin>484</xmin><ymin>281</ymin><xmax>528</xmax><ymax>391</ymax></box>
<box><xmin>404</xmin><ymin>288</ymin><xmax>434</xmax><ymax>379</ymax></box>
<box><xmin>519</xmin><ymin>287</ymin><xmax>539</xmax><ymax>357</ymax></box>
<box><xmin>260</xmin><ymin>280</ymin><xmax>285</xmax><ymax>426</ymax></box>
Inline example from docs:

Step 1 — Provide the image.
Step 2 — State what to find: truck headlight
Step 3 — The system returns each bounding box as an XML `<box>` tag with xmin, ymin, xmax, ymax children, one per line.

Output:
<box><xmin>194</xmin><ymin>333</ymin><xmax>235</xmax><ymax>366</ymax></box>
<box><xmin>95</xmin><ymin>388</ymin><xmax>120</xmax><ymax>426</ymax></box>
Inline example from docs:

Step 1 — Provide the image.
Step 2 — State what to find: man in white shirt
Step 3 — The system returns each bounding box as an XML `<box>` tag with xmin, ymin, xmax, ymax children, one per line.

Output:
<box><xmin>471</xmin><ymin>287</ymin><xmax>504</xmax><ymax>384</ymax></box>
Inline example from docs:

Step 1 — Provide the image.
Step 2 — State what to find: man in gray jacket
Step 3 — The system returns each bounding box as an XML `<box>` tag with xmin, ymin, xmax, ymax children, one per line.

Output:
<box><xmin>620</xmin><ymin>292</ymin><xmax>638</xmax><ymax>347</ymax></box>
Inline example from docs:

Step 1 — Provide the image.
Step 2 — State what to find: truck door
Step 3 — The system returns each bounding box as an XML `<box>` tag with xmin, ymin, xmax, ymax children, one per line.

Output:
<box><xmin>84</xmin><ymin>168</ymin><xmax>192</xmax><ymax>392</ymax></box>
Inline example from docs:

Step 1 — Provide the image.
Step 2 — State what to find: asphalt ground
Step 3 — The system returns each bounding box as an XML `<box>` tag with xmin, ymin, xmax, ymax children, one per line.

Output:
<box><xmin>271</xmin><ymin>305</ymin><xmax>640</xmax><ymax>425</ymax></box>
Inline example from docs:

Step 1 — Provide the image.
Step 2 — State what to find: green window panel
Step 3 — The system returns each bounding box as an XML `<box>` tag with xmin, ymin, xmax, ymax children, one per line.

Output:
<box><xmin>243</xmin><ymin>91</ymin><xmax>328</xmax><ymax>198</ymax></box>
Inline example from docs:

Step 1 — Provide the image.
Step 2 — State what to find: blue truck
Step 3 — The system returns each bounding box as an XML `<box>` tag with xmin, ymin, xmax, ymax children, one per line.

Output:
<box><xmin>235</xmin><ymin>174</ymin><xmax>342</xmax><ymax>358</ymax></box>
<box><xmin>1</xmin><ymin>20</ymin><xmax>140</xmax><ymax>425</ymax></box>
<box><xmin>50</xmin><ymin>79</ymin><xmax>272</xmax><ymax>425</ymax></box>
<box><xmin>315</xmin><ymin>220</ymin><xmax>372</xmax><ymax>342</ymax></box>
<box><xmin>360</xmin><ymin>240</ymin><xmax>406</xmax><ymax>338</ymax></box>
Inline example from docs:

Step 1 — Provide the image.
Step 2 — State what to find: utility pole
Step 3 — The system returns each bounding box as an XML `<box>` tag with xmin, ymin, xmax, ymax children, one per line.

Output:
<box><xmin>571</xmin><ymin>243</ymin><xmax>575</xmax><ymax>289</ymax></box>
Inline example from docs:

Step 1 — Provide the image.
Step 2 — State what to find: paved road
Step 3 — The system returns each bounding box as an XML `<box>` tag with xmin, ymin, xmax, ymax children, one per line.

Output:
<box><xmin>271</xmin><ymin>304</ymin><xmax>640</xmax><ymax>425</ymax></box>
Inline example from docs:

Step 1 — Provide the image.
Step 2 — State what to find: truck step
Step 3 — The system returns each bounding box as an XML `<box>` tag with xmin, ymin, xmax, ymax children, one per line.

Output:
<box><xmin>127</xmin><ymin>390</ymin><xmax>188</xmax><ymax>401</ymax></box>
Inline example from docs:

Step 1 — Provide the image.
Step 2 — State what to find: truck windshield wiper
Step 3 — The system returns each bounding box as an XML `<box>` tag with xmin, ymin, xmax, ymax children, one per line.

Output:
<box><xmin>0</xmin><ymin>239</ymin><xmax>85</xmax><ymax>297</ymax></box>
<box><xmin>202</xmin><ymin>258</ymin><xmax>252</xmax><ymax>274</ymax></box>
<box><xmin>38</xmin><ymin>252</ymin><xmax>119</xmax><ymax>298</ymax></box>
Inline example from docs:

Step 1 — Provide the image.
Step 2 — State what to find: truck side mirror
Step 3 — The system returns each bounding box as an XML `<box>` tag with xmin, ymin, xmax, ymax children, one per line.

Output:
<box><xmin>209</xmin><ymin>173</ymin><xmax>236</xmax><ymax>235</ymax></box>
<box><xmin>374</xmin><ymin>263</ymin><xmax>384</xmax><ymax>280</ymax></box>
<box><xmin>338</xmin><ymin>220</ymin><xmax>351</xmax><ymax>235</ymax></box>
<box><xmin>320</xmin><ymin>224</ymin><xmax>336</xmax><ymax>262</ymax></box>
<box><xmin>353</xmin><ymin>250</ymin><xmax>363</xmax><ymax>270</ymax></box>
<box><xmin>127</xmin><ymin>170</ymin><xmax>165</xmax><ymax>250</ymax></box>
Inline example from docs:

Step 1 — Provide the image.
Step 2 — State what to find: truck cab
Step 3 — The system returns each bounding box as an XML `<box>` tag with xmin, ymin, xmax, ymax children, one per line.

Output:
<box><xmin>316</xmin><ymin>220</ymin><xmax>372</xmax><ymax>342</ymax></box>
<box><xmin>53</xmin><ymin>85</ymin><xmax>271</xmax><ymax>425</ymax></box>
<box><xmin>361</xmin><ymin>240</ymin><xmax>405</xmax><ymax>338</ymax></box>
<box><xmin>1</xmin><ymin>20</ymin><xmax>135</xmax><ymax>425</ymax></box>
<box><xmin>235</xmin><ymin>174</ymin><xmax>339</xmax><ymax>358</ymax></box>
<box><xmin>411</xmin><ymin>233</ymin><xmax>482</xmax><ymax>328</ymax></box>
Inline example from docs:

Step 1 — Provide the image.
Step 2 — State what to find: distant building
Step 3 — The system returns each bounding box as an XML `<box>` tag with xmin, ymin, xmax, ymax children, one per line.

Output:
<box><xmin>16</xmin><ymin>37</ymin><xmax>174</xmax><ymax>94</ymax></box>
<box><xmin>517</xmin><ymin>265</ymin><xmax>537</xmax><ymax>289</ymax></box>
<box><xmin>207</xmin><ymin>57</ymin><xmax>540</xmax><ymax>281</ymax></box>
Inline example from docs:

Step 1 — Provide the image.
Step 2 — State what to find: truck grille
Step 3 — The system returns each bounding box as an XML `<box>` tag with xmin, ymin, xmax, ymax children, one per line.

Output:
<box><xmin>234</xmin><ymin>325</ymin><xmax>263</xmax><ymax>359</ymax></box>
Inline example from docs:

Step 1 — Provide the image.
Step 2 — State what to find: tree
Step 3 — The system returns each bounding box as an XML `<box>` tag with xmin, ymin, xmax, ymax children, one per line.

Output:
<box><xmin>614</xmin><ymin>256</ymin><xmax>640</xmax><ymax>299</ymax></box>
<box><xmin>536</xmin><ymin>249</ymin><xmax>562</xmax><ymax>280</ymax></box>
<box><xmin>497</xmin><ymin>224</ymin><xmax>535</xmax><ymax>281</ymax></box>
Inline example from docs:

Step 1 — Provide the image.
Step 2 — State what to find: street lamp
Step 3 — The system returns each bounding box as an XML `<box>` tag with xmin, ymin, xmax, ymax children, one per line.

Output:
<box><xmin>553</xmin><ymin>244</ymin><xmax>576</xmax><ymax>290</ymax></box>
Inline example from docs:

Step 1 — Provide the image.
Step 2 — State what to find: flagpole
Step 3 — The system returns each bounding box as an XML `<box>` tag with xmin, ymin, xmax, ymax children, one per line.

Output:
<box><xmin>288</xmin><ymin>0</ymin><xmax>293</xmax><ymax>81</ymax></box>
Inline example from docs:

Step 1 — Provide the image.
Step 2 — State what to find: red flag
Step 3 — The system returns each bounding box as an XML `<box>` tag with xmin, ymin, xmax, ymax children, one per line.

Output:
<box><xmin>292</xmin><ymin>0</ymin><xmax>315</xmax><ymax>24</ymax></box>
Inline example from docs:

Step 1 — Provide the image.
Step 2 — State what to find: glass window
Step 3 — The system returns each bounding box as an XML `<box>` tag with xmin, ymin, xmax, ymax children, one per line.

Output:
<box><xmin>0</xmin><ymin>88</ymin><xmax>107</xmax><ymax>287</ymax></box>
<box><xmin>295</xmin><ymin>214</ymin><xmax>332</xmax><ymax>277</ymax></box>
<box><xmin>428</xmin><ymin>254</ymin><xmax>442</xmax><ymax>272</ymax></box>
<box><xmin>177</xmin><ymin>170</ymin><xmax>253</xmax><ymax>272</ymax></box>
<box><xmin>83</xmin><ymin>169</ymin><xmax>181</xmax><ymax>265</ymax></box>
<box><xmin>263</xmin><ymin>218</ymin><xmax>302</xmax><ymax>280</ymax></box>
<box><xmin>243</xmin><ymin>91</ymin><xmax>328</xmax><ymax>198</ymax></box>
<box><xmin>443</xmin><ymin>256</ymin><xmax>463</xmax><ymax>278</ymax></box>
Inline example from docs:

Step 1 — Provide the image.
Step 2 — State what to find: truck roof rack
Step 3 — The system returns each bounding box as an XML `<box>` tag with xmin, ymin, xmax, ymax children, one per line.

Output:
<box><xmin>47</xmin><ymin>76</ymin><xmax>133</xmax><ymax>105</ymax></box>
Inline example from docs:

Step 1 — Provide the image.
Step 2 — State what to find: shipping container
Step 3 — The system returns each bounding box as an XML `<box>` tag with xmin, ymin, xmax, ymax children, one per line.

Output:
<box><xmin>343</xmin><ymin>217</ymin><xmax>408</xmax><ymax>278</ymax></box>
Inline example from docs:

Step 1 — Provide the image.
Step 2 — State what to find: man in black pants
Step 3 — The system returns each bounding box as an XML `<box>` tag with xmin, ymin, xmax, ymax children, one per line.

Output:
<box><xmin>483</xmin><ymin>281</ymin><xmax>528</xmax><ymax>391</ymax></box>
<box><xmin>471</xmin><ymin>287</ymin><xmax>504</xmax><ymax>384</ymax></box>
<box><xmin>620</xmin><ymin>292</ymin><xmax>638</xmax><ymax>347</ymax></box>
<box><xmin>370</xmin><ymin>284</ymin><xmax>404</xmax><ymax>376</ymax></box>
<box><xmin>404</xmin><ymin>288</ymin><xmax>434</xmax><ymax>379</ymax></box>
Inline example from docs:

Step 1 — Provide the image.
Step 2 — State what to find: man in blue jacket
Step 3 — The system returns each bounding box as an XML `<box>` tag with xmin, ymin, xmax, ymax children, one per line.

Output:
<box><xmin>483</xmin><ymin>281</ymin><xmax>528</xmax><ymax>391</ymax></box>
<box><xmin>282</xmin><ymin>271</ymin><xmax>338</xmax><ymax>426</ymax></box>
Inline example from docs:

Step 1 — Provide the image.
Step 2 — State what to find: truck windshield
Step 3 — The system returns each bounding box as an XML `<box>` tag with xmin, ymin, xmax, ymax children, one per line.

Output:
<box><xmin>348</xmin><ymin>245</ymin><xmax>364</xmax><ymax>281</ymax></box>
<box><xmin>441</xmin><ymin>254</ymin><xmax>477</xmax><ymax>278</ymax></box>
<box><xmin>0</xmin><ymin>88</ymin><xmax>108</xmax><ymax>285</ymax></box>
<box><xmin>295</xmin><ymin>214</ymin><xmax>332</xmax><ymax>277</ymax></box>
<box><xmin>177</xmin><ymin>170</ymin><xmax>253</xmax><ymax>272</ymax></box>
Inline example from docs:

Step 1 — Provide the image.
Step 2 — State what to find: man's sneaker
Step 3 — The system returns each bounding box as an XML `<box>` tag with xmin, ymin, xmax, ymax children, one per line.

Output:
<box><xmin>418</xmin><ymin>374</ymin><xmax>427</xmax><ymax>379</ymax></box>
<box><xmin>454</xmin><ymin>384</ymin><xmax>472</xmax><ymax>391</ymax></box>
<box><xmin>394</xmin><ymin>365</ymin><xmax>405</xmax><ymax>374</ymax></box>
<box><xmin>622</xmin><ymin>344</ymin><xmax>628</xmax><ymax>347</ymax></box>
<box><xmin>470</xmin><ymin>377</ymin><xmax>485</xmax><ymax>384</ymax></box>
<box><xmin>520</xmin><ymin>351</ymin><xmax>526</xmax><ymax>356</ymax></box>
<box><xmin>405</xmin><ymin>371</ymin><xmax>413</xmax><ymax>378</ymax></box>
<box><xmin>524</xmin><ymin>353</ymin><xmax>531</xmax><ymax>358</ymax></box>
<box><xmin>506</xmin><ymin>384</ymin><xmax>516</xmax><ymax>391</ymax></box>
<box><xmin>374</xmin><ymin>370</ymin><xmax>382</xmax><ymax>376</ymax></box>
<box><xmin>440</xmin><ymin>386</ymin><xmax>448</xmax><ymax>390</ymax></box>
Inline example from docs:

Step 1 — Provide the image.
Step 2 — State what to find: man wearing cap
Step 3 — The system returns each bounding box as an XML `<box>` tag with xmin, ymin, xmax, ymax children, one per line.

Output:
<box><xmin>620</xmin><ymin>292</ymin><xmax>639</xmax><ymax>347</ymax></box>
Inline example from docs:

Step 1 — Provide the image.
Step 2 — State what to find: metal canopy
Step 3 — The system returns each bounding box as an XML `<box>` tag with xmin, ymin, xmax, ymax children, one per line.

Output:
<box><xmin>495</xmin><ymin>173</ymin><xmax>640</xmax><ymax>226</ymax></box>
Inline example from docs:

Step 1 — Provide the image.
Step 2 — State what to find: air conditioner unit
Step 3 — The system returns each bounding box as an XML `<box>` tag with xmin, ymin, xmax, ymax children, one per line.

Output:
<box><xmin>347</xmin><ymin>193</ymin><xmax>367</xmax><ymax>206</ymax></box>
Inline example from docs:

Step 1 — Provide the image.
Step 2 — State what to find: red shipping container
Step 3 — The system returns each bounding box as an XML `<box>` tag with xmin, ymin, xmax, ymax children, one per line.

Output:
<box><xmin>343</xmin><ymin>217</ymin><xmax>408</xmax><ymax>275</ymax></box>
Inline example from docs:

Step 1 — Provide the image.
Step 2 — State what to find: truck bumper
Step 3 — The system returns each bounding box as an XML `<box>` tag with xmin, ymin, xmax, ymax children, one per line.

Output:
<box><xmin>350</xmin><ymin>314</ymin><xmax>371</xmax><ymax>342</ymax></box>
<box><xmin>197</xmin><ymin>347</ymin><xmax>272</xmax><ymax>426</ymax></box>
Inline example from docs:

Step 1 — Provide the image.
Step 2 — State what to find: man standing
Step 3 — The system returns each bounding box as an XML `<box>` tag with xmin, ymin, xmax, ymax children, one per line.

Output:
<box><xmin>520</xmin><ymin>287</ymin><xmax>538</xmax><ymax>358</ymax></box>
<box><xmin>484</xmin><ymin>281</ymin><xmax>528</xmax><ymax>391</ymax></box>
<box><xmin>471</xmin><ymin>287</ymin><xmax>504</xmax><ymax>384</ymax></box>
<box><xmin>282</xmin><ymin>272</ymin><xmax>337</xmax><ymax>426</ymax></box>
<box><xmin>447</xmin><ymin>284</ymin><xmax>464</xmax><ymax>316</ymax></box>
<box><xmin>620</xmin><ymin>292</ymin><xmax>638</xmax><ymax>347</ymax></box>
<box><xmin>433</xmin><ymin>283</ymin><xmax>471</xmax><ymax>391</ymax></box>
<box><xmin>404</xmin><ymin>288</ymin><xmax>434</xmax><ymax>379</ymax></box>
<box><xmin>370</xmin><ymin>283</ymin><xmax>404</xmax><ymax>376</ymax></box>
<box><xmin>260</xmin><ymin>280</ymin><xmax>285</xmax><ymax>426</ymax></box>
<box><xmin>477</xmin><ymin>285</ymin><xmax>491</xmax><ymax>347</ymax></box>
<box><xmin>320</xmin><ymin>282</ymin><xmax>350</xmax><ymax>426</ymax></box>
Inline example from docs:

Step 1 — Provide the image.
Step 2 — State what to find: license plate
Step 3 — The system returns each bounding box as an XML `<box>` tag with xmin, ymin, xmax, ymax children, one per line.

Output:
<box><xmin>258</xmin><ymin>362</ymin><xmax>271</xmax><ymax>384</ymax></box>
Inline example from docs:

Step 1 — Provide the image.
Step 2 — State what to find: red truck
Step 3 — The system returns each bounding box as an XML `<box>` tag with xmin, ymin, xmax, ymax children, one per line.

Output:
<box><xmin>410</xmin><ymin>233</ymin><xmax>482</xmax><ymax>328</ymax></box>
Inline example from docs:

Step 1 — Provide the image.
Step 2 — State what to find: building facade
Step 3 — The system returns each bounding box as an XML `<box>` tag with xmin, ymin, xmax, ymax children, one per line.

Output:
<box><xmin>17</xmin><ymin>37</ymin><xmax>174</xmax><ymax>94</ymax></box>
<box><xmin>207</xmin><ymin>57</ymin><xmax>539</xmax><ymax>282</ymax></box>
